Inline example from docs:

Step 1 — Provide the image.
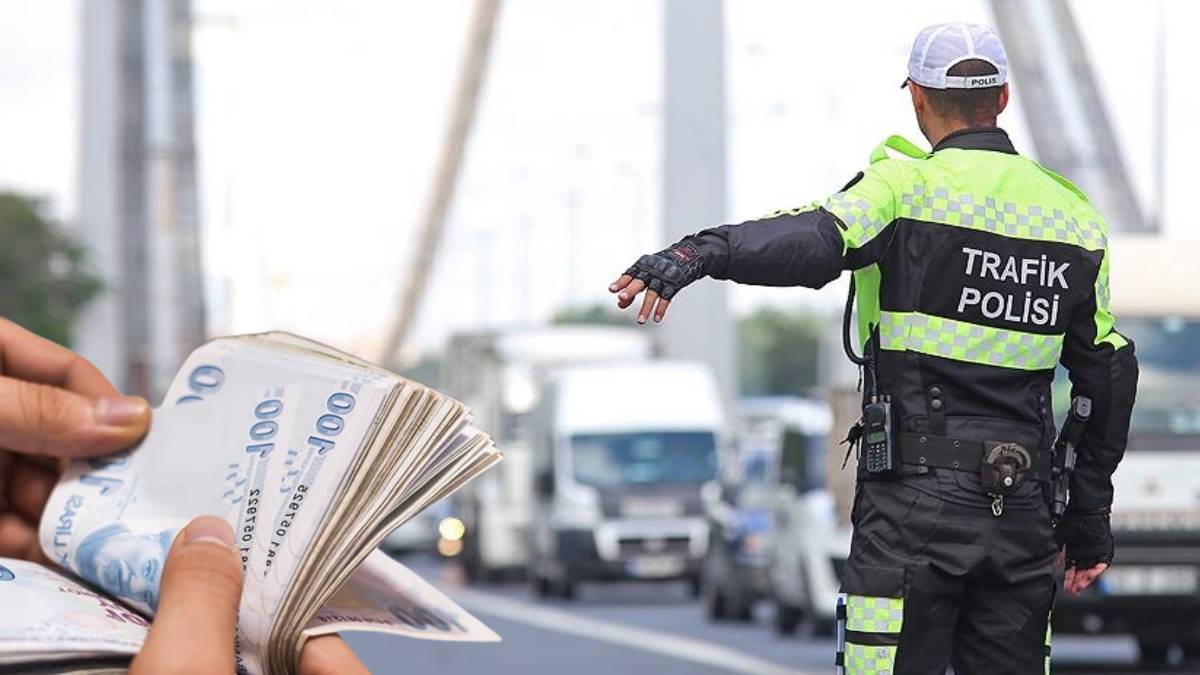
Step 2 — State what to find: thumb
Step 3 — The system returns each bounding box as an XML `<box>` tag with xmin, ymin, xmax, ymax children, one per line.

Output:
<box><xmin>0</xmin><ymin>374</ymin><xmax>150</xmax><ymax>458</ymax></box>
<box><xmin>131</xmin><ymin>516</ymin><xmax>243</xmax><ymax>675</ymax></box>
<box><xmin>299</xmin><ymin>635</ymin><xmax>370</xmax><ymax>675</ymax></box>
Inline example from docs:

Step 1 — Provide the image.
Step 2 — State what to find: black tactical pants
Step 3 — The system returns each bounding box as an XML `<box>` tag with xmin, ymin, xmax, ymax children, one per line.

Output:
<box><xmin>838</xmin><ymin>476</ymin><xmax>1060</xmax><ymax>674</ymax></box>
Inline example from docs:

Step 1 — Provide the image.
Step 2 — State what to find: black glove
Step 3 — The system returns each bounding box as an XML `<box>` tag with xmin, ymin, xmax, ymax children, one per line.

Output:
<box><xmin>1056</xmin><ymin>508</ymin><xmax>1114</xmax><ymax>568</ymax></box>
<box><xmin>623</xmin><ymin>240</ymin><xmax>707</xmax><ymax>300</ymax></box>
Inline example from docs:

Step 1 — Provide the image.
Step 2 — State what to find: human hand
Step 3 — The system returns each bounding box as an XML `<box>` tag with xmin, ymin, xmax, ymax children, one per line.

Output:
<box><xmin>0</xmin><ymin>318</ymin><xmax>151</xmax><ymax>563</ymax></box>
<box><xmin>1064</xmin><ymin>562</ymin><xmax>1108</xmax><ymax>595</ymax></box>
<box><xmin>609</xmin><ymin>241</ymin><xmax>705</xmax><ymax>324</ymax></box>
<box><xmin>1057</xmin><ymin>508</ymin><xmax>1114</xmax><ymax>595</ymax></box>
<box><xmin>130</xmin><ymin>516</ymin><xmax>368</xmax><ymax>675</ymax></box>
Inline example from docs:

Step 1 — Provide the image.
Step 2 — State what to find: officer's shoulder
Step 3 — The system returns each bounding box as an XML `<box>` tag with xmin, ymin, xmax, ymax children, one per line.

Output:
<box><xmin>862</xmin><ymin>135</ymin><xmax>929</xmax><ymax>179</ymax></box>
<box><xmin>1033</xmin><ymin>161</ymin><xmax>1090</xmax><ymax>204</ymax></box>
<box><xmin>1029</xmin><ymin>160</ymin><xmax>1110</xmax><ymax>237</ymax></box>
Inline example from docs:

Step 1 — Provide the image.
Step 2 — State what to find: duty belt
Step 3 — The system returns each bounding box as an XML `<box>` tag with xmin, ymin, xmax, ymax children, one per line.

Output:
<box><xmin>897</xmin><ymin>432</ymin><xmax>1050</xmax><ymax>481</ymax></box>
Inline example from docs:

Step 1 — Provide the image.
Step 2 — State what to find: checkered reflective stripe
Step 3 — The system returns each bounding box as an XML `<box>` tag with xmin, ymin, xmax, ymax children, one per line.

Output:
<box><xmin>1045</xmin><ymin>618</ymin><xmax>1052</xmax><ymax>674</ymax></box>
<box><xmin>879</xmin><ymin>311</ymin><xmax>1063</xmax><ymax>371</ymax></box>
<box><xmin>826</xmin><ymin>192</ymin><xmax>888</xmax><ymax>247</ymax></box>
<box><xmin>1096</xmin><ymin>269</ymin><xmax>1111</xmax><ymax>312</ymax></box>
<box><xmin>897</xmin><ymin>183</ymin><xmax>1106</xmax><ymax>251</ymax></box>
<box><xmin>844</xmin><ymin>642</ymin><xmax>897</xmax><ymax>675</ymax></box>
<box><xmin>760</xmin><ymin>201</ymin><xmax>821</xmax><ymax>220</ymax></box>
<box><xmin>845</xmin><ymin>595</ymin><xmax>904</xmax><ymax>633</ymax></box>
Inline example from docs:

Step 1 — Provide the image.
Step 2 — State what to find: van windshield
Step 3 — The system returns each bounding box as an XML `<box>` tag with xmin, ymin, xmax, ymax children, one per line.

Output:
<box><xmin>1056</xmin><ymin>316</ymin><xmax>1200</xmax><ymax>450</ymax></box>
<box><xmin>1124</xmin><ymin>317</ymin><xmax>1200</xmax><ymax>447</ymax></box>
<box><xmin>570</xmin><ymin>432</ymin><xmax>718</xmax><ymax>488</ymax></box>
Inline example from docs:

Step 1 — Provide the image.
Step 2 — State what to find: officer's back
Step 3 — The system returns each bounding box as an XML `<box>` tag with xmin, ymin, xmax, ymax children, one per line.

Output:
<box><xmin>610</xmin><ymin>21</ymin><xmax>1137</xmax><ymax>674</ymax></box>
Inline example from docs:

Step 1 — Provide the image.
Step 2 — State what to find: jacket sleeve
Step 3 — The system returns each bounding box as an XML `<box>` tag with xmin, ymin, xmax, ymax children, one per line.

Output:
<box><xmin>681</xmin><ymin>162</ymin><xmax>902</xmax><ymax>289</ymax></box>
<box><xmin>1059</xmin><ymin>245</ymin><xmax>1139</xmax><ymax>513</ymax></box>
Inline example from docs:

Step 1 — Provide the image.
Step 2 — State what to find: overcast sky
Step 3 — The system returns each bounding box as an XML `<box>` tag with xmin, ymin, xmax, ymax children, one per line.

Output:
<box><xmin>0</xmin><ymin>1</ymin><xmax>1193</xmax><ymax>357</ymax></box>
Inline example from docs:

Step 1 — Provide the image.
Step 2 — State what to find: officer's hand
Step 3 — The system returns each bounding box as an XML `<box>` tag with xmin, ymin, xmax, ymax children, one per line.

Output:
<box><xmin>130</xmin><ymin>516</ymin><xmax>369</xmax><ymax>675</ymax></box>
<box><xmin>0</xmin><ymin>319</ymin><xmax>151</xmax><ymax>563</ymax></box>
<box><xmin>1057</xmin><ymin>508</ymin><xmax>1114</xmax><ymax>595</ymax></box>
<box><xmin>1064</xmin><ymin>562</ymin><xmax>1108</xmax><ymax>596</ymax></box>
<box><xmin>609</xmin><ymin>241</ymin><xmax>706</xmax><ymax>324</ymax></box>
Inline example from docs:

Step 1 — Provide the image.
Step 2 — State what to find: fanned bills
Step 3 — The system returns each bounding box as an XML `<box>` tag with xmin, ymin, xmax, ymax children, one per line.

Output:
<box><xmin>1</xmin><ymin>332</ymin><xmax>501</xmax><ymax>675</ymax></box>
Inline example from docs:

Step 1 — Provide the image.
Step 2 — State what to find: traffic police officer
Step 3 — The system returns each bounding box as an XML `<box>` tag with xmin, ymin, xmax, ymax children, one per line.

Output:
<box><xmin>609</xmin><ymin>22</ymin><xmax>1138</xmax><ymax>674</ymax></box>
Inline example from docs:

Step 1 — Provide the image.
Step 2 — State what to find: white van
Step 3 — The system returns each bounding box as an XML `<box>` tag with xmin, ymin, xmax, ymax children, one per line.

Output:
<box><xmin>442</xmin><ymin>327</ymin><xmax>652</xmax><ymax>581</ymax></box>
<box><xmin>529</xmin><ymin>361</ymin><xmax>727</xmax><ymax>599</ymax></box>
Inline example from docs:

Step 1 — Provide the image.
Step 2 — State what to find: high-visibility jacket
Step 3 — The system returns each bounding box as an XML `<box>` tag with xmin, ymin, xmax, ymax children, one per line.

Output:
<box><xmin>683</xmin><ymin>126</ymin><xmax>1137</xmax><ymax>513</ymax></box>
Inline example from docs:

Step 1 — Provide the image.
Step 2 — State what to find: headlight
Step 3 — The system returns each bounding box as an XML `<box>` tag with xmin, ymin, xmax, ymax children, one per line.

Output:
<box><xmin>740</xmin><ymin>533</ymin><xmax>764</xmax><ymax>557</ymax></box>
<box><xmin>438</xmin><ymin>517</ymin><xmax>466</xmax><ymax>542</ymax></box>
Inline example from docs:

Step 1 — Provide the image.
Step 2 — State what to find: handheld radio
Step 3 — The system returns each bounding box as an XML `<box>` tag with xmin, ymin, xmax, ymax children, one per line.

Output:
<box><xmin>842</xmin><ymin>277</ymin><xmax>898</xmax><ymax>477</ymax></box>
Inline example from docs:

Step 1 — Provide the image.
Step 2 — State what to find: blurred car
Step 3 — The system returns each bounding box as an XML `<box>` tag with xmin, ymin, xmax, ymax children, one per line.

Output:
<box><xmin>700</xmin><ymin>449</ymin><xmax>775</xmax><ymax>621</ymax></box>
<box><xmin>738</xmin><ymin>397</ymin><xmax>849</xmax><ymax>637</ymax></box>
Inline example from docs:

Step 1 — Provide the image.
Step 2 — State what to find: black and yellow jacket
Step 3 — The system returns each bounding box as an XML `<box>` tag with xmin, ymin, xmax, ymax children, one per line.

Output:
<box><xmin>680</xmin><ymin>127</ymin><xmax>1137</xmax><ymax>515</ymax></box>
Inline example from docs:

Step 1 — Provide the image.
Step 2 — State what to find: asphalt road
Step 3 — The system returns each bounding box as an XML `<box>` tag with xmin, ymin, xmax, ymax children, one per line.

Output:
<box><xmin>342</xmin><ymin>554</ymin><xmax>1180</xmax><ymax>674</ymax></box>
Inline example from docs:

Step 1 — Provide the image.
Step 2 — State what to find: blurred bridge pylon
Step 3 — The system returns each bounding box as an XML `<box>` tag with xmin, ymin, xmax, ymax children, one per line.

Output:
<box><xmin>76</xmin><ymin>0</ymin><xmax>205</xmax><ymax>399</ymax></box>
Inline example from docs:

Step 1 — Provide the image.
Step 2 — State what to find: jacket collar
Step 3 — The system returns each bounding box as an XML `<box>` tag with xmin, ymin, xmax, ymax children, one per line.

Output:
<box><xmin>932</xmin><ymin>127</ymin><xmax>1018</xmax><ymax>155</ymax></box>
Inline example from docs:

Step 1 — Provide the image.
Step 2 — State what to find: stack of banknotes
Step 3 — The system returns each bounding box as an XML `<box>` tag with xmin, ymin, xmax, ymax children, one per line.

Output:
<box><xmin>1</xmin><ymin>332</ymin><xmax>502</xmax><ymax>675</ymax></box>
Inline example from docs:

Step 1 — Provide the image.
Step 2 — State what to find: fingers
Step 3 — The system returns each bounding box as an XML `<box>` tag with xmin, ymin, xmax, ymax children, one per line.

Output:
<box><xmin>616</xmin><ymin>279</ymin><xmax>645</xmax><ymax>309</ymax></box>
<box><xmin>637</xmin><ymin>289</ymin><xmax>659</xmax><ymax>324</ymax></box>
<box><xmin>0</xmin><ymin>318</ymin><xmax>119</xmax><ymax>398</ymax></box>
<box><xmin>0</xmin><ymin>512</ymin><xmax>43</xmax><ymax>562</ymax></box>
<box><xmin>609</xmin><ymin>274</ymin><xmax>633</xmax><ymax>293</ymax></box>
<box><xmin>1066</xmin><ymin>562</ymin><xmax>1108</xmax><ymax>595</ymax></box>
<box><xmin>6</xmin><ymin>455</ymin><xmax>57</xmax><ymax>522</ymax></box>
<box><xmin>299</xmin><ymin>635</ymin><xmax>370</xmax><ymax>675</ymax></box>
<box><xmin>614</xmin><ymin>278</ymin><xmax>671</xmax><ymax>324</ymax></box>
<box><xmin>131</xmin><ymin>516</ymin><xmax>242</xmax><ymax>675</ymax></box>
<box><xmin>654</xmin><ymin>296</ymin><xmax>671</xmax><ymax>323</ymax></box>
<box><xmin>1064</xmin><ymin>562</ymin><xmax>1108</xmax><ymax>595</ymax></box>
<box><xmin>0</xmin><ymin>374</ymin><xmax>150</xmax><ymax>458</ymax></box>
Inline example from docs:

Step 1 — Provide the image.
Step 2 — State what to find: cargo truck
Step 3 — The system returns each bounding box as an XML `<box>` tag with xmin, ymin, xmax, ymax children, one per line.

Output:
<box><xmin>442</xmin><ymin>327</ymin><xmax>652</xmax><ymax>581</ymax></box>
<box><xmin>1053</xmin><ymin>237</ymin><xmax>1200</xmax><ymax>666</ymax></box>
<box><xmin>529</xmin><ymin>361</ymin><xmax>727</xmax><ymax>599</ymax></box>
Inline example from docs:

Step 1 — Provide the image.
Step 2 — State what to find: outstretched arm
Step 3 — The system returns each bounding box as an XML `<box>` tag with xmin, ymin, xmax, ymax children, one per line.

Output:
<box><xmin>609</xmin><ymin>165</ymin><xmax>901</xmax><ymax>323</ymax></box>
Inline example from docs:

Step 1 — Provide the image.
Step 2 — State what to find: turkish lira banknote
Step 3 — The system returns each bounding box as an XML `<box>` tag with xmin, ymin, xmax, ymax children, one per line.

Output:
<box><xmin>0</xmin><ymin>557</ymin><xmax>144</xmax><ymax>671</ymax></box>
<box><xmin>0</xmin><ymin>551</ymin><xmax>496</xmax><ymax>674</ymax></box>
<box><xmin>21</xmin><ymin>333</ymin><xmax>500</xmax><ymax>675</ymax></box>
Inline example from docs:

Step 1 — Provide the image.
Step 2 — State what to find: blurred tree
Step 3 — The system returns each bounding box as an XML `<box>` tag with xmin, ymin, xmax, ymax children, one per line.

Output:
<box><xmin>551</xmin><ymin>303</ymin><xmax>626</xmax><ymax>326</ymax></box>
<box><xmin>0</xmin><ymin>192</ymin><xmax>101</xmax><ymax>347</ymax></box>
<box><xmin>738</xmin><ymin>307</ymin><xmax>823</xmax><ymax>396</ymax></box>
<box><xmin>551</xmin><ymin>302</ymin><xmax>823</xmax><ymax>396</ymax></box>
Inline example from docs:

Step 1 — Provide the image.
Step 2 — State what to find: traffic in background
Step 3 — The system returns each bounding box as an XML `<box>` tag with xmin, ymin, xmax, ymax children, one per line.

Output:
<box><xmin>372</xmin><ymin>234</ymin><xmax>1198</xmax><ymax>673</ymax></box>
<box><xmin>2</xmin><ymin>1</ymin><xmax>1198</xmax><ymax>673</ymax></box>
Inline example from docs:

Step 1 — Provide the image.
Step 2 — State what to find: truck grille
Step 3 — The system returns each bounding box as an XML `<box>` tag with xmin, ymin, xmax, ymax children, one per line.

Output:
<box><xmin>617</xmin><ymin>536</ymin><xmax>692</xmax><ymax>557</ymax></box>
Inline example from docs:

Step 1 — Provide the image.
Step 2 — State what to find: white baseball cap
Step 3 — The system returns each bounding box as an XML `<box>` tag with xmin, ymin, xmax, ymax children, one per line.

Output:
<box><xmin>903</xmin><ymin>22</ymin><xmax>1008</xmax><ymax>90</ymax></box>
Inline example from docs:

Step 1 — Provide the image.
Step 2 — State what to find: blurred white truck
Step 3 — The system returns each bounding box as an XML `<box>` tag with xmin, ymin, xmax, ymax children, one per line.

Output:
<box><xmin>529</xmin><ymin>361</ymin><xmax>727</xmax><ymax>599</ymax></box>
<box><xmin>442</xmin><ymin>326</ymin><xmax>652</xmax><ymax>581</ymax></box>
<box><xmin>1053</xmin><ymin>237</ymin><xmax>1200</xmax><ymax>666</ymax></box>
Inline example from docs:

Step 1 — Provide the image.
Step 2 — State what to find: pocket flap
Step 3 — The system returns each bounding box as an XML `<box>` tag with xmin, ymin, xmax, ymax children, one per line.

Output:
<box><xmin>841</xmin><ymin>562</ymin><xmax>905</xmax><ymax>598</ymax></box>
<box><xmin>840</xmin><ymin>563</ymin><xmax>906</xmax><ymax>635</ymax></box>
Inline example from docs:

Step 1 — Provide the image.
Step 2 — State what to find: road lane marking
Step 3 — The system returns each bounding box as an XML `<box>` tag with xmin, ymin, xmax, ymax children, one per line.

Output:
<box><xmin>448</xmin><ymin>587</ymin><xmax>818</xmax><ymax>675</ymax></box>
